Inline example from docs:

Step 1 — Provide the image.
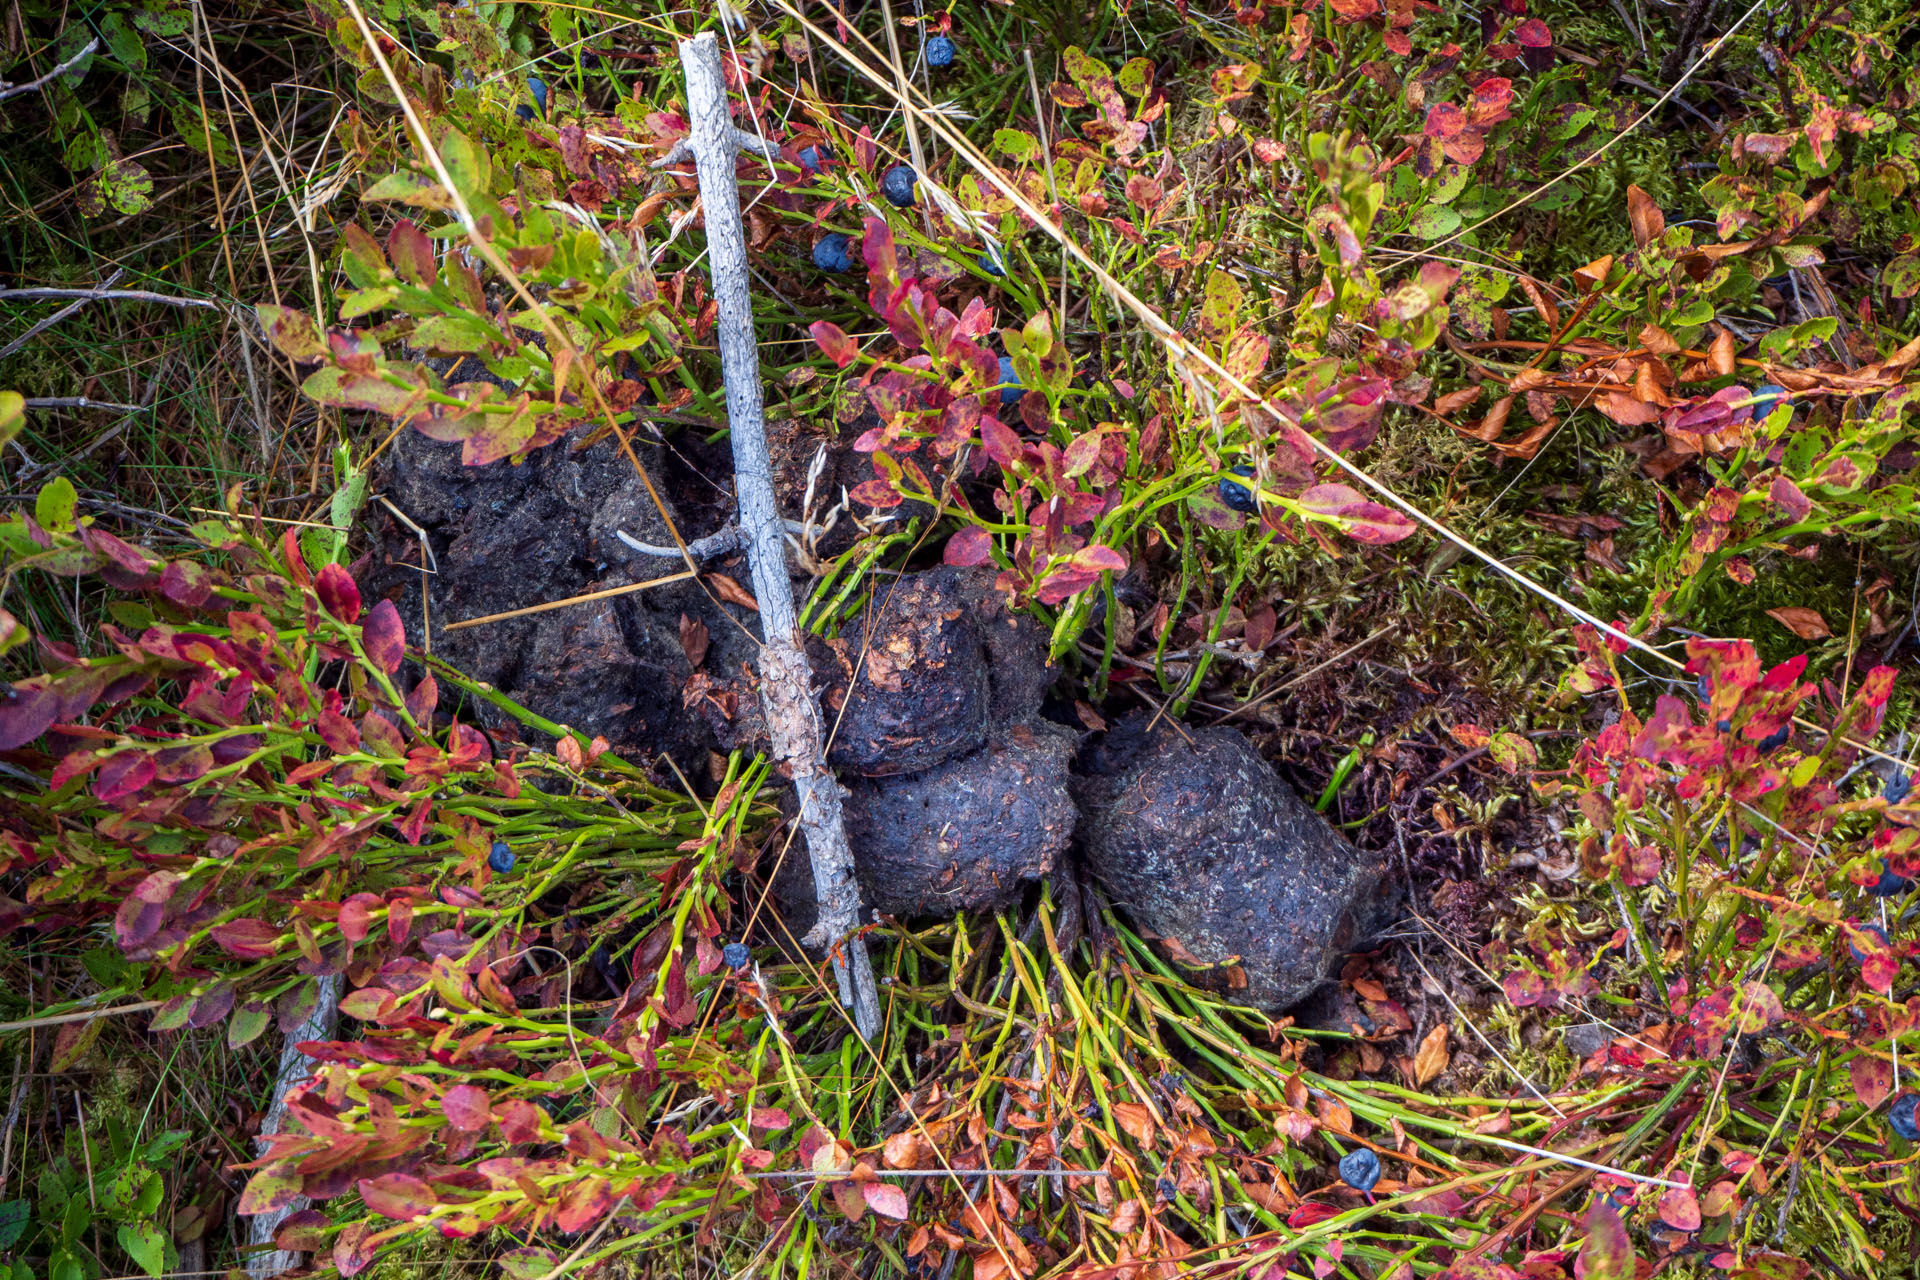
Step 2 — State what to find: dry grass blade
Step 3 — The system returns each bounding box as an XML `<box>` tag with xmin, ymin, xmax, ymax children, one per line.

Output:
<box><xmin>440</xmin><ymin>571</ymin><xmax>698</xmax><ymax>631</ymax></box>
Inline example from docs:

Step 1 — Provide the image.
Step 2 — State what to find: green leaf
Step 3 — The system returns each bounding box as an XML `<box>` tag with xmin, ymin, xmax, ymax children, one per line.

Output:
<box><xmin>1199</xmin><ymin>269</ymin><xmax>1243</xmax><ymax>336</ymax></box>
<box><xmin>256</xmin><ymin>305</ymin><xmax>327</xmax><ymax>361</ymax></box>
<box><xmin>0</xmin><ymin>1199</ymin><xmax>28</xmax><ymax>1250</ymax></box>
<box><xmin>116</xmin><ymin>1218</ymin><xmax>168</xmax><ymax>1278</ymax></box>
<box><xmin>339</xmin><ymin>286</ymin><xmax>399</xmax><ymax>320</ymax></box>
<box><xmin>1884</xmin><ymin>253</ymin><xmax>1920</xmax><ymax>300</ymax></box>
<box><xmin>301</xmin><ymin>367</ymin><xmax>422</xmax><ymax>416</ymax></box>
<box><xmin>36</xmin><ymin>478</ymin><xmax>78</xmax><ymax>533</ymax></box>
<box><xmin>992</xmin><ymin>129</ymin><xmax>1039</xmax><ymax>163</ymax></box>
<box><xmin>0</xmin><ymin>391</ymin><xmax>24</xmax><ymax>451</ymax></box>
<box><xmin>361</xmin><ymin>171</ymin><xmax>456</xmax><ymax>209</ymax></box>
<box><xmin>413</xmin><ymin>314</ymin><xmax>497</xmax><ymax>355</ymax></box>
<box><xmin>59</xmin><ymin>1191</ymin><xmax>87</xmax><ymax>1244</ymax></box>
<box><xmin>1407</xmin><ymin>204</ymin><xmax>1461</xmax><ymax>239</ymax></box>
<box><xmin>228</xmin><ymin>1002</ymin><xmax>272</xmax><ymax>1049</ymax></box>
<box><xmin>438</xmin><ymin>129</ymin><xmax>490</xmax><ymax>201</ymax></box>
<box><xmin>48</xmin><ymin>1247</ymin><xmax>88</xmax><ymax>1280</ymax></box>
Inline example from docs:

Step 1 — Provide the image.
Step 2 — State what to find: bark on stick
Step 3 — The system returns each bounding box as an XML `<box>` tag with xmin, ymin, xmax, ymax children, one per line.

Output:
<box><xmin>675</xmin><ymin>30</ymin><xmax>881</xmax><ymax>1040</ymax></box>
<box><xmin>246</xmin><ymin>974</ymin><xmax>339</xmax><ymax>1278</ymax></box>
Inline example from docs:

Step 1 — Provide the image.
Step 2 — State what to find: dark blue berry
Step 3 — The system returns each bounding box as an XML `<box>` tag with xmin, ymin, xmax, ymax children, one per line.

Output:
<box><xmin>722</xmin><ymin>942</ymin><xmax>751</xmax><ymax>970</ymax></box>
<box><xmin>881</xmin><ymin>164</ymin><xmax>918</xmax><ymax>208</ymax></box>
<box><xmin>1892</xmin><ymin>1094</ymin><xmax>1920</xmax><ymax>1141</ymax></box>
<box><xmin>996</xmin><ymin>355</ymin><xmax>1023</xmax><ymax>405</ymax></box>
<box><xmin>1848</xmin><ymin>924</ymin><xmax>1890</xmax><ymax>963</ymax></box>
<box><xmin>1757</xmin><ymin>726</ymin><xmax>1791</xmax><ymax>753</ymax></box>
<box><xmin>489</xmin><ymin>841</ymin><xmax>515</xmax><ymax>873</ymax></box>
<box><xmin>1695</xmin><ymin>674</ymin><xmax>1710</xmax><ymax>701</ymax></box>
<box><xmin>798</xmin><ymin>145</ymin><xmax>827</xmax><ymax>174</ymax></box>
<box><xmin>1715</xmin><ymin>718</ymin><xmax>1733</xmax><ymax>734</ymax></box>
<box><xmin>1338</xmin><ymin>1147</ymin><xmax>1381</xmax><ymax>1193</ymax></box>
<box><xmin>1217</xmin><ymin>465</ymin><xmax>1258</xmax><ymax>514</ymax></box>
<box><xmin>812</xmin><ymin>233</ymin><xmax>854</xmax><ymax>273</ymax></box>
<box><xmin>1869</xmin><ymin>860</ymin><xmax>1912</xmax><ymax>899</ymax></box>
<box><xmin>978</xmin><ymin>252</ymin><xmax>1004</xmax><ymax>277</ymax></box>
<box><xmin>1887</xmin><ymin>772</ymin><xmax>1912</xmax><ymax>805</ymax></box>
<box><xmin>526</xmin><ymin>76</ymin><xmax>549</xmax><ymax>118</ymax></box>
<box><xmin>926</xmin><ymin>35</ymin><xmax>956</xmax><ymax>68</ymax></box>
<box><xmin>515</xmin><ymin>104</ymin><xmax>536</xmax><ymax>122</ymax></box>
<box><xmin>1750</xmin><ymin>383</ymin><xmax>1790</xmax><ymax>422</ymax></box>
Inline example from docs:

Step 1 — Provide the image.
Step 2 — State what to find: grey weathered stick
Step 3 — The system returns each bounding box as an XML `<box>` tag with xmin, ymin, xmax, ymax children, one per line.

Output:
<box><xmin>246</xmin><ymin>974</ymin><xmax>339</xmax><ymax>1279</ymax></box>
<box><xmin>0</xmin><ymin>37</ymin><xmax>99</xmax><ymax>103</ymax></box>
<box><xmin>0</xmin><ymin>286</ymin><xmax>217</xmax><ymax>309</ymax></box>
<box><xmin>675</xmin><ymin>31</ymin><xmax>882</xmax><ymax>1040</ymax></box>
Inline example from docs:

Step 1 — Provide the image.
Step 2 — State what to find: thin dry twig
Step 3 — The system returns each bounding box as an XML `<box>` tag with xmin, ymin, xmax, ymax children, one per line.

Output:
<box><xmin>0</xmin><ymin>286</ymin><xmax>217</xmax><ymax>310</ymax></box>
<box><xmin>0</xmin><ymin>37</ymin><xmax>99</xmax><ymax>102</ymax></box>
<box><xmin>440</xmin><ymin>571</ymin><xmax>697</xmax><ymax>631</ymax></box>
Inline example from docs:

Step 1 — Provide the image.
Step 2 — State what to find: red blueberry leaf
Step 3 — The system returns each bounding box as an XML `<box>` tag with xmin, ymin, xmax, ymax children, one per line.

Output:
<box><xmin>442</xmin><ymin>1084</ymin><xmax>493</xmax><ymax>1132</ymax></box>
<box><xmin>1424</xmin><ymin>103</ymin><xmax>1467</xmax><ymax>139</ymax></box>
<box><xmin>0</xmin><ymin>685</ymin><xmax>61</xmax><ymax>751</ymax></box>
<box><xmin>1578</xmin><ymin>1198</ymin><xmax>1635</xmax><ymax>1280</ymax></box>
<box><xmin>862</xmin><ymin>1182</ymin><xmax>909</xmax><ymax>1220</ymax></box>
<box><xmin>553</xmin><ymin>1176</ymin><xmax>613</xmax><ymax>1233</ymax></box>
<box><xmin>315</xmin><ymin>563</ymin><xmax>363</xmax><ymax>623</ymax></box>
<box><xmin>333</xmin><ymin>1222</ymin><xmax>378</xmax><ymax>1277</ymax></box>
<box><xmin>387</xmin><ymin>219</ymin><xmax>438</xmax><ymax>287</ymax></box>
<box><xmin>257</xmin><ymin>305</ymin><xmax>328</xmax><ymax>361</ymax></box>
<box><xmin>943</xmin><ymin>527</ymin><xmax>993</xmax><ymax>567</ymax></box>
<box><xmin>1658</xmin><ymin>1185</ymin><xmax>1702</xmax><ymax>1232</ymax></box>
<box><xmin>363</xmin><ymin>599</ymin><xmax>406</xmax><ymax>674</ymax></box>
<box><xmin>1849</xmin><ymin>1055</ymin><xmax>1893</xmax><ymax>1108</ymax></box>
<box><xmin>211</xmin><ymin>918</ymin><xmax>284</xmax><ymax>960</ymax></box>
<box><xmin>238</xmin><ymin>1163</ymin><xmax>304</xmax><ymax>1216</ymax></box>
<box><xmin>338</xmin><ymin>987</ymin><xmax>397</xmax><ymax>1021</ymax></box>
<box><xmin>1513</xmin><ymin>18</ymin><xmax>1553</xmax><ymax>46</ymax></box>
<box><xmin>810</xmin><ymin>320</ymin><xmax>859</xmax><ymax>368</ymax></box>
<box><xmin>359</xmin><ymin>1173</ymin><xmax>435</xmax><ymax>1221</ymax></box>
<box><xmin>274</xmin><ymin>1209</ymin><xmax>331</xmax><ymax>1253</ymax></box>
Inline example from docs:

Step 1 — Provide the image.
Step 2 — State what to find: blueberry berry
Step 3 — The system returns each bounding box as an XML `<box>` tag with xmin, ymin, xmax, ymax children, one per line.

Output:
<box><xmin>1757</xmin><ymin>725</ymin><xmax>1791</xmax><ymax>754</ymax></box>
<box><xmin>489</xmin><ymin>841</ymin><xmax>515</xmax><ymax>874</ymax></box>
<box><xmin>812</xmin><ymin>233</ymin><xmax>854</xmax><ymax>273</ymax></box>
<box><xmin>1749</xmin><ymin>382</ymin><xmax>1791</xmax><ymax>422</ymax></box>
<box><xmin>798</xmin><ymin>145</ymin><xmax>827</xmax><ymax>174</ymax></box>
<box><xmin>527</xmin><ymin>76</ymin><xmax>549</xmax><ymax>118</ymax></box>
<box><xmin>1869</xmin><ymin>859</ymin><xmax>1912</xmax><ymax>899</ymax></box>
<box><xmin>993</xmin><ymin>355</ymin><xmax>1024</xmax><ymax>406</ymax></box>
<box><xmin>515</xmin><ymin>104</ymin><xmax>536</xmax><ymax>122</ymax></box>
<box><xmin>1887</xmin><ymin>771</ymin><xmax>1912</xmax><ymax>805</ymax></box>
<box><xmin>926</xmin><ymin>35</ymin><xmax>956</xmax><ymax>68</ymax></box>
<box><xmin>1892</xmin><ymin>1094</ymin><xmax>1920</xmax><ymax>1141</ymax></box>
<box><xmin>1848</xmin><ymin>924</ymin><xmax>1890</xmax><ymax>963</ymax></box>
<box><xmin>722</xmin><ymin>941</ymin><xmax>751</xmax><ymax>970</ymax></box>
<box><xmin>881</xmin><ymin>164</ymin><xmax>918</xmax><ymax>208</ymax></box>
<box><xmin>1338</xmin><ymin>1148</ymin><xmax>1381</xmax><ymax>1193</ymax></box>
<box><xmin>978</xmin><ymin>252</ymin><xmax>1005</xmax><ymax>277</ymax></box>
<box><xmin>1217</xmin><ymin>465</ymin><xmax>1259</xmax><ymax>514</ymax></box>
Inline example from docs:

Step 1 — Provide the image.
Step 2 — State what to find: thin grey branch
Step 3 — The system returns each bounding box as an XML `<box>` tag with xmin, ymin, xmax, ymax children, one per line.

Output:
<box><xmin>0</xmin><ymin>269</ymin><xmax>124</xmax><ymax>360</ymax></box>
<box><xmin>23</xmin><ymin>397</ymin><xmax>146</xmax><ymax>413</ymax></box>
<box><xmin>615</xmin><ymin>519</ymin><xmax>808</xmax><ymax>562</ymax></box>
<box><xmin>0</xmin><ymin>38</ymin><xmax>99</xmax><ymax>103</ymax></box>
<box><xmin>0</xmin><ymin>286</ymin><xmax>217</xmax><ymax>310</ymax></box>
<box><xmin>676</xmin><ymin>31</ymin><xmax>882</xmax><ymax>1041</ymax></box>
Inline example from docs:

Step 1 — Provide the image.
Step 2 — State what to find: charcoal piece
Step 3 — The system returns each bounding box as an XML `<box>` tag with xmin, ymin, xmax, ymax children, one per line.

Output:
<box><xmin>1075</xmin><ymin>715</ymin><xmax>1395</xmax><ymax>1011</ymax></box>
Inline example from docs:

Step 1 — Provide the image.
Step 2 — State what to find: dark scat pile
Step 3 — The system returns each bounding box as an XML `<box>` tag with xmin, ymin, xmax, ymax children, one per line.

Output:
<box><xmin>366</xmin><ymin>434</ymin><xmax>1395</xmax><ymax>1010</ymax></box>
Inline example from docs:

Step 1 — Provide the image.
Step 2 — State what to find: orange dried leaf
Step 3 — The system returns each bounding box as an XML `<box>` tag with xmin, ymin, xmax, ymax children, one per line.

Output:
<box><xmin>1765</xmin><ymin>606</ymin><xmax>1830</xmax><ymax>640</ymax></box>
<box><xmin>1412</xmin><ymin>1024</ymin><xmax>1450</xmax><ymax>1086</ymax></box>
